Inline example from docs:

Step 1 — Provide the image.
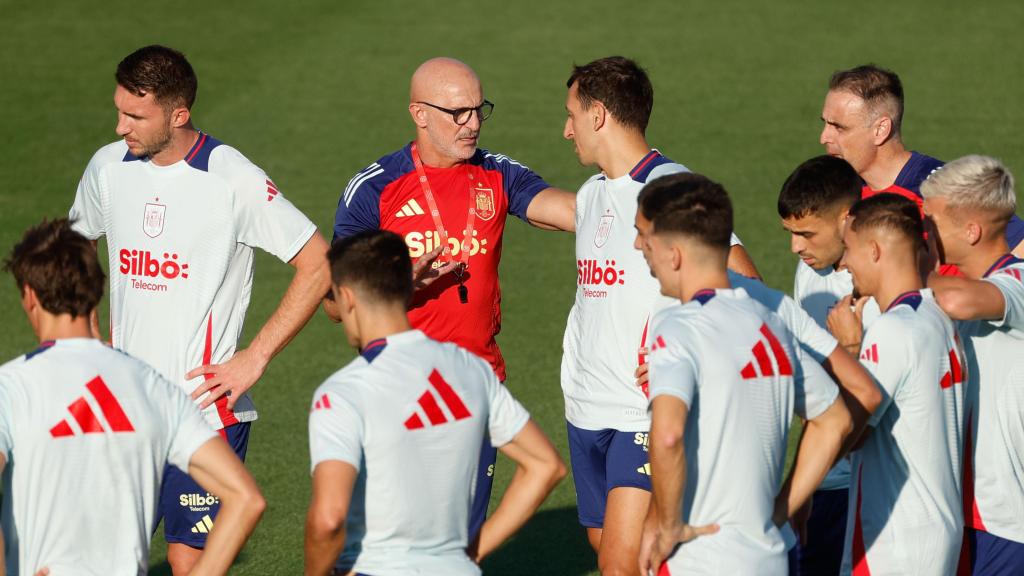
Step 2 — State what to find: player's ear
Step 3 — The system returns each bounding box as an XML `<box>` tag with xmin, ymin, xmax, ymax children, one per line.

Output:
<box><xmin>169</xmin><ymin>106</ymin><xmax>191</xmax><ymax>129</ymax></box>
<box><xmin>592</xmin><ymin>101</ymin><xmax>607</xmax><ymax>132</ymax></box>
<box><xmin>869</xmin><ymin>239</ymin><xmax>881</xmax><ymax>263</ymax></box>
<box><xmin>409</xmin><ymin>103</ymin><xmax>428</xmax><ymax>129</ymax></box>
<box><xmin>966</xmin><ymin>221</ymin><xmax>983</xmax><ymax>246</ymax></box>
<box><xmin>873</xmin><ymin>115</ymin><xmax>893</xmax><ymax>145</ymax></box>
<box><xmin>338</xmin><ymin>285</ymin><xmax>357</xmax><ymax>314</ymax></box>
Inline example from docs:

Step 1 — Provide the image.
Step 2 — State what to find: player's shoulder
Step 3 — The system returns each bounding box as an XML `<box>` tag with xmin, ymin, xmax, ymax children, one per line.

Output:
<box><xmin>476</xmin><ymin>147</ymin><xmax>535</xmax><ymax>173</ymax></box>
<box><xmin>867</xmin><ymin>299</ymin><xmax>921</xmax><ymax>342</ymax></box>
<box><xmin>316</xmin><ymin>357</ymin><xmax>374</xmax><ymax>403</ymax></box>
<box><xmin>985</xmin><ymin>255</ymin><xmax>1024</xmax><ymax>282</ymax></box>
<box><xmin>729</xmin><ymin>271</ymin><xmax>785</xmax><ymax>311</ymax></box>
<box><xmin>340</xmin><ymin>145</ymin><xmax>413</xmax><ymax>209</ymax></box>
<box><xmin>900</xmin><ymin>151</ymin><xmax>944</xmax><ymax>191</ymax></box>
<box><xmin>85</xmin><ymin>139</ymin><xmax>132</xmax><ymax>172</ymax></box>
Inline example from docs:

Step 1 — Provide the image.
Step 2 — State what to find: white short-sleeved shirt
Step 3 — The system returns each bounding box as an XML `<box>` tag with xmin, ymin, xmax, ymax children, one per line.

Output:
<box><xmin>958</xmin><ymin>256</ymin><xmax>1024</xmax><ymax>543</ymax></box>
<box><xmin>648</xmin><ymin>288</ymin><xmax>839</xmax><ymax>576</ymax></box>
<box><xmin>0</xmin><ymin>339</ymin><xmax>216</xmax><ymax>576</ymax></box>
<box><xmin>793</xmin><ymin>260</ymin><xmax>881</xmax><ymax>490</ymax></box>
<box><xmin>840</xmin><ymin>289</ymin><xmax>964</xmax><ymax>576</ymax></box>
<box><xmin>69</xmin><ymin>135</ymin><xmax>317</xmax><ymax>430</ymax></box>
<box><xmin>309</xmin><ymin>330</ymin><xmax>529</xmax><ymax>576</ymax></box>
<box><xmin>561</xmin><ymin>151</ymin><xmax>741</xmax><ymax>431</ymax></box>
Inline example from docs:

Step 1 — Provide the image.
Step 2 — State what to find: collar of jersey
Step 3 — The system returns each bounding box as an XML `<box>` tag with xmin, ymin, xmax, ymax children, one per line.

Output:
<box><xmin>359</xmin><ymin>330</ymin><xmax>425</xmax><ymax>363</ymax></box>
<box><xmin>983</xmin><ymin>253</ymin><xmax>1024</xmax><ymax>278</ymax></box>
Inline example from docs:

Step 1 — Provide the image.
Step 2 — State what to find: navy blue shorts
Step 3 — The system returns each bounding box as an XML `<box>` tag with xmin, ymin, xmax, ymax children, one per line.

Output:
<box><xmin>789</xmin><ymin>488</ymin><xmax>848</xmax><ymax>576</ymax></box>
<box><xmin>469</xmin><ymin>435</ymin><xmax>498</xmax><ymax>541</ymax></box>
<box><xmin>158</xmin><ymin>422</ymin><xmax>251</xmax><ymax>548</ymax></box>
<box><xmin>959</xmin><ymin>527</ymin><xmax>1024</xmax><ymax>575</ymax></box>
<box><xmin>566</xmin><ymin>422</ymin><xmax>651</xmax><ymax>528</ymax></box>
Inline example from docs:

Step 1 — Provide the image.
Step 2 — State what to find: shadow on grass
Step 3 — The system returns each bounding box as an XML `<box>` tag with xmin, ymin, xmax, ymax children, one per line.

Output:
<box><xmin>481</xmin><ymin>507</ymin><xmax>595</xmax><ymax>576</ymax></box>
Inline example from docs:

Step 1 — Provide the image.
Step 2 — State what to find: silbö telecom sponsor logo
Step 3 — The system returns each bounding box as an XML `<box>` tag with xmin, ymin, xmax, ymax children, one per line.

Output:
<box><xmin>180</xmin><ymin>492</ymin><xmax>220</xmax><ymax>512</ymax></box>
<box><xmin>577</xmin><ymin>259</ymin><xmax>625</xmax><ymax>298</ymax></box>
<box><xmin>119</xmin><ymin>249</ymin><xmax>189</xmax><ymax>292</ymax></box>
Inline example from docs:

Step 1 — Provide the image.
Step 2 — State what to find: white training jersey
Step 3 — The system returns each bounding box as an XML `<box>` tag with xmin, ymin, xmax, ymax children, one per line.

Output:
<box><xmin>309</xmin><ymin>330</ymin><xmax>530</xmax><ymax>576</ymax></box>
<box><xmin>561</xmin><ymin>151</ymin><xmax>740</xmax><ymax>431</ymax></box>
<box><xmin>958</xmin><ymin>255</ymin><xmax>1024</xmax><ymax>543</ymax></box>
<box><xmin>841</xmin><ymin>289</ymin><xmax>964</xmax><ymax>576</ymax></box>
<box><xmin>69</xmin><ymin>135</ymin><xmax>317</xmax><ymax>430</ymax></box>
<box><xmin>648</xmin><ymin>288</ymin><xmax>840</xmax><ymax>576</ymax></box>
<box><xmin>793</xmin><ymin>259</ymin><xmax>880</xmax><ymax>491</ymax></box>
<box><xmin>0</xmin><ymin>338</ymin><xmax>216</xmax><ymax>576</ymax></box>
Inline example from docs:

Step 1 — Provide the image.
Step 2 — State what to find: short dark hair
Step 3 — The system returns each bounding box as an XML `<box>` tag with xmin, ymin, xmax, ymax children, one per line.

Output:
<box><xmin>4</xmin><ymin>218</ymin><xmax>105</xmax><ymax>318</ymax></box>
<box><xmin>829</xmin><ymin>64</ymin><xmax>904</xmax><ymax>135</ymax></box>
<box><xmin>116</xmin><ymin>45</ymin><xmax>197</xmax><ymax>109</ymax></box>
<box><xmin>778</xmin><ymin>155</ymin><xmax>863</xmax><ymax>219</ymax></box>
<box><xmin>638</xmin><ymin>172</ymin><xmax>734</xmax><ymax>251</ymax></box>
<box><xmin>848</xmin><ymin>193</ymin><xmax>923</xmax><ymax>253</ymax></box>
<box><xmin>567</xmin><ymin>56</ymin><xmax>653</xmax><ymax>133</ymax></box>
<box><xmin>328</xmin><ymin>231</ymin><xmax>412</xmax><ymax>306</ymax></box>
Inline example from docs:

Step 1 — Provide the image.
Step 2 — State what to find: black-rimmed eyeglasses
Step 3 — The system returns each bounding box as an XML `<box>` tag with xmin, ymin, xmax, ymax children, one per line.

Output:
<box><xmin>416</xmin><ymin>100</ymin><xmax>494</xmax><ymax>125</ymax></box>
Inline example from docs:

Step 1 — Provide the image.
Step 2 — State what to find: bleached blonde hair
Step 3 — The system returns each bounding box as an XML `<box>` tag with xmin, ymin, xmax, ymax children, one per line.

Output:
<box><xmin>920</xmin><ymin>155</ymin><xmax>1016</xmax><ymax>223</ymax></box>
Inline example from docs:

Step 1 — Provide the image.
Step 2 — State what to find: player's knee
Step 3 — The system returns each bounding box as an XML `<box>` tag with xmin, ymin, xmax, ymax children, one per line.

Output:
<box><xmin>597</xmin><ymin>548</ymin><xmax>640</xmax><ymax>576</ymax></box>
<box><xmin>167</xmin><ymin>542</ymin><xmax>202</xmax><ymax>576</ymax></box>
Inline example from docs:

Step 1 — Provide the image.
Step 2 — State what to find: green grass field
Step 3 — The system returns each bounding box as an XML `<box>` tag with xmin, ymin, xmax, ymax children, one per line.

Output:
<box><xmin>2</xmin><ymin>1</ymin><xmax>1024</xmax><ymax>573</ymax></box>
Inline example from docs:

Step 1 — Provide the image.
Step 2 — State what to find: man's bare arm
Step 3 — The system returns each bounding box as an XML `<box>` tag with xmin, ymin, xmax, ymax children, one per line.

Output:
<box><xmin>474</xmin><ymin>421</ymin><xmax>566</xmax><ymax>561</ymax></box>
<box><xmin>525</xmin><ymin>188</ymin><xmax>576</xmax><ymax>232</ymax></box>
<box><xmin>727</xmin><ymin>245</ymin><xmax>761</xmax><ymax>280</ymax></box>
<box><xmin>773</xmin><ymin>398</ymin><xmax>851</xmax><ymax>527</ymax></box>
<box><xmin>190</xmin><ymin>232</ymin><xmax>331</xmax><ymax>409</ymax></box>
<box><xmin>305</xmin><ymin>461</ymin><xmax>357</xmax><ymax>576</ymax></box>
<box><xmin>928</xmin><ymin>271</ymin><xmax>1007</xmax><ymax>321</ymax></box>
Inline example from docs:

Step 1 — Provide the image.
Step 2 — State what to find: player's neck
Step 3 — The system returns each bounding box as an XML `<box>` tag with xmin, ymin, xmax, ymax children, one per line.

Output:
<box><xmin>150</xmin><ymin>125</ymin><xmax>200</xmax><ymax>167</ymax></box>
<box><xmin>32</xmin><ymin>313</ymin><xmax>93</xmax><ymax>342</ymax></box>
<box><xmin>355</xmin><ymin>305</ymin><xmax>413</xmax><ymax>347</ymax></box>
<box><xmin>957</xmin><ymin>238</ymin><xmax>1011</xmax><ymax>280</ymax></box>
<box><xmin>599</xmin><ymin>132</ymin><xmax>651</xmax><ymax>180</ymax></box>
<box><xmin>414</xmin><ymin>136</ymin><xmax>465</xmax><ymax>169</ymax></box>
<box><xmin>861</xmin><ymin>143</ymin><xmax>912</xmax><ymax>191</ymax></box>
<box><xmin>677</xmin><ymin>267</ymin><xmax>731</xmax><ymax>303</ymax></box>
<box><xmin>873</xmin><ymin>266</ymin><xmax>923</xmax><ymax>311</ymax></box>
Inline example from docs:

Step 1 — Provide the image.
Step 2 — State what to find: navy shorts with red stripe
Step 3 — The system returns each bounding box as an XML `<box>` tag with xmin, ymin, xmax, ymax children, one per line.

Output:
<box><xmin>567</xmin><ymin>421</ymin><xmax>651</xmax><ymax>528</ymax></box>
<box><xmin>158</xmin><ymin>421</ymin><xmax>251</xmax><ymax>548</ymax></box>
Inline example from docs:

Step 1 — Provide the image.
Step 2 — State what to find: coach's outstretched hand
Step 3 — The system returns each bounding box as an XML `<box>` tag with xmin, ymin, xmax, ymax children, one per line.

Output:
<box><xmin>413</xmin><ymin>245</ymin><xmax>460</xmax><ymax>290</ymax></box>
<box><xmin>188</xmin><ymin>347</ymin><xmax>268</xmax><ymax>410</ymax></box>
<box><xmin>638</xmin><ymin>519</ymin><xmax>719</xmax><ymax>576</ymax></box>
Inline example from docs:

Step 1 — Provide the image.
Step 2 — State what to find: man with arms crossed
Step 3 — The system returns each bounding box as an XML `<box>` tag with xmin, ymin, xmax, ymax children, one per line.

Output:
<box><xmin>636</xmin><ymin>173</ymin><xmax>851</xmax><ymax>575</ymax></box>
<box><xmin>560</xmin><ymin>56</ymin><xmax>758</xmax><ymax>576</ymax></box>
<box><xmin>920</xmin><ymin>156</ymin><xmax>1024</xmax><ymax>574</ymax></box>
<box><xmin>332</xmin><ymin>57</ymin><xmax>574</xmax><ymax>537</ymax></box>
<box><xmin>305</xmin><ymin>230</ymin><xmax>566</xmax><ymax>575</ymax></box>
<box><xmin>0</xmin><ymin>219</ymin><xmax>264</xmax><ymax>576</ymax></box>
<box><xmin>829</xmin><ymin>194</ymin><xmax>965</xmax><ymax>575</ymax></box>
<box><xmin>69</xmin><ymin>45</ymin><xmax>330</xmax><ymax>573</ymax></box>
<box><xmin>818</xmin><ymin>64</ymin><xmax>1024</xmax><ymax>271</ymax></box>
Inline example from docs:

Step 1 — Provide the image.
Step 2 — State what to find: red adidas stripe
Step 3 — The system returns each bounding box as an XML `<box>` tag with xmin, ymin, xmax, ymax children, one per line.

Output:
<box><xmin>418</xmin><ymin>391</ymin><xmax>447</xmax><ymax>425</ymax></box>
<box><xmin>68</xmin><ymin>397</ymin><xmax>104</xmax><ymax>433</ymax></box>
<box><xmin>86</xmin><ymin>376</ymin><xmax>134</xmax><ymax>432</ymax></box>
<box><xmin>752</xmin><ymin>341</ymin><xmax>774</xmax><ymax>377</ymax></box>
<box><xmin>429</xmin><ymin>370</ymin><xmax>470</xmax><ymax>420</ymax></box>
<box><xmin>760</xmin><ymin>324</ymin><xmax>793</xmax><ymax>376</ymax></box>
<box><xmin>49</xmin><ymin>420</ymin><xmax>74</xmax><ymax>438</ymax></box>
<box><xmin>852</xmin><ymin>466</ymin><xmax>871</xmax><ymax>575</ymax></box>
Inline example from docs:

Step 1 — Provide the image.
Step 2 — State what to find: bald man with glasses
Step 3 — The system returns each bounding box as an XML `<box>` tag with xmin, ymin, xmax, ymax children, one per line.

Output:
<box><xmin>330</xmin><ymin>57</ymin><xmax>574</xmax><ymax>545</ymax></box>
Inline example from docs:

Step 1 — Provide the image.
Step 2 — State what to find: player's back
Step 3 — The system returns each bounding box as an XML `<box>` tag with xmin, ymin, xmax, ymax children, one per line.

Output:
<box><xmin>842</xmin><ymin>289</ymin><xmax>964</xmax><ymax>576</ymax></box>
<box><xmin>0</xmin><ymin>338</ymin><xmax>215</xmax><ymax>576</ymax></box>
<box><xmin>650</xmin><ymin>288</ymin><xmax>823</xmax><ymax>575</ymax></box>
<box><xmin>310</xmin><ymin>330</ymin><xmax>528</xmax><ymax>576</ymax></box>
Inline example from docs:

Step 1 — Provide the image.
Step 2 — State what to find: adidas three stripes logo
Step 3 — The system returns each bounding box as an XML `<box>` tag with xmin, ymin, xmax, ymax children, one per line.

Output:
<box><xmin>50</xmin><ymin>376</ymin><xmax>135</xmax><ymax>438</ymax></box>
<box><xmin>404</xmin><ymin>370</ymin><xmax>472</xmax><ymax>430</ymax></box>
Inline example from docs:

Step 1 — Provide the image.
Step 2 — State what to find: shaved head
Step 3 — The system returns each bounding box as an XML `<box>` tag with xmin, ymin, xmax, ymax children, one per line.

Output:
<box><xmin>410</xmin><ymin>57</ymin><xmax>481</xmax><ymax>105</ymax></box>
<box><xmin>408</xmin><ymin>57</ymin><xmax>485</xmax><ymax>166</ymax></box>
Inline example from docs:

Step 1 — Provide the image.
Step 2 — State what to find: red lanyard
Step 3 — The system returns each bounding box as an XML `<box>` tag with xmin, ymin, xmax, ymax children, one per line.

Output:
<box><xmin>410</xmin><ymin>142</ymin><xmax>478</xmax><ymax>302</ymax></box>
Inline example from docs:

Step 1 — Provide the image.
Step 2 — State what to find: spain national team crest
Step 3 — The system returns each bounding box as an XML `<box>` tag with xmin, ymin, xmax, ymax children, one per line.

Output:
<box><xmin>594</xmin><ymin>211</ymin><xmax>614</xmax><ymax>248</ymax></box>
<box><xmin>474</xmin><ymin>186</ymin><xmax>495</xmax><ymax>221</ymax></box>
<box><xmin>143</xmin><ymin>203</ymin><xmax>166</xmax><ymax>238</ymax></box>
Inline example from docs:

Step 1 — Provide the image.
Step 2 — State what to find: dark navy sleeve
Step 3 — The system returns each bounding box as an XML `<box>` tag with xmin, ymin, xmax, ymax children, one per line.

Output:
<box><xmin>484</xmin><ymin>152</ymin><xmax>551</xmax><ymax>222</ymax></box>
<box><xmin>1007</xmin><ymin>215</ymin><xmax>1024</xmax><ymax>250</ymax></box>
<box><xmin>333</xmin><ymin>165</ymin><xmax>385</xmax><ymax>242</ymax></box>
